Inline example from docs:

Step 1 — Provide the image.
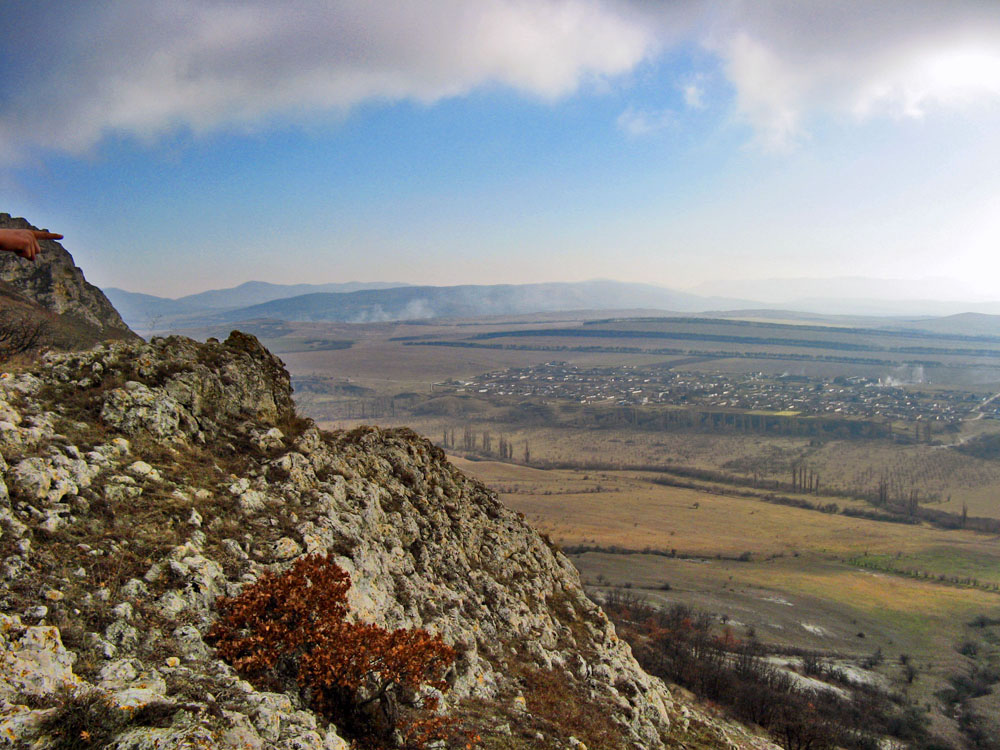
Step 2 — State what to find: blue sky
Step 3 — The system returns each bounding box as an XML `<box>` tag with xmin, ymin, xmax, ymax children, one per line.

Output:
<box><xmin>3</xmin><ymin>1</ymin><xmax>1000</xmax><ymax>298</ymax></box>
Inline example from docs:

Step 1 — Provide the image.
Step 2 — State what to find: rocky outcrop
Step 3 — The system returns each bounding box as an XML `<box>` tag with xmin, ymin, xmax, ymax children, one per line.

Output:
<box><xmin>0</xmin><ymin>213</ymin><xmax>137</xmax><ymax>347</ymax></box>
<box><xmin>0</xmin><ymin>332</ymin><xmax>772</xmax><ymax>749</ymax></box>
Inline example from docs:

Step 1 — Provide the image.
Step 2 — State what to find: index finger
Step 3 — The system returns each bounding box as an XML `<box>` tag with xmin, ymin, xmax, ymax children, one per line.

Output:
<box><xmin>31</xmin><ymin>231</ymin><xmax>63</xmax><ymax>240</ymax></box>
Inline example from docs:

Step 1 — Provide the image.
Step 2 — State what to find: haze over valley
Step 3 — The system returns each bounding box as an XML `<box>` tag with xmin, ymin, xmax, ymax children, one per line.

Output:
<box><xmin>108</xmin><ymin>277</ymin><xmax>1000</xmax><ymax>335</ymax></box>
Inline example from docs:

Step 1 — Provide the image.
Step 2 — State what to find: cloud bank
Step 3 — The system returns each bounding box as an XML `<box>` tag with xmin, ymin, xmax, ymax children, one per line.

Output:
<box><xmin>0</xmin><ymin>0</ymin><xmax>658</xmax><ymax>162</ymax></box>
<box><xmin>3</xmin><ymin>0</ymin><xmax>1000</xmax><ymax>161</ymax></box>
<box><xmin>706</xmin><ymin>1</ymin><xmax>1000</xmax><ymax>148</ymax></box>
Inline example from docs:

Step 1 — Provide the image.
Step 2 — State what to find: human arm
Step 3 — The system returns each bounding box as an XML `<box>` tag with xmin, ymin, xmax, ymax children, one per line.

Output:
<box><xmin>0</xmin><ymin>229</ymin><xmax>63</xmax><ymax>261</ymax></box>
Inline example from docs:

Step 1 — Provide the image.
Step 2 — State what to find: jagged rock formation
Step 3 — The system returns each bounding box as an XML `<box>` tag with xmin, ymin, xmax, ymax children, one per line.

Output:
<box><xmin>0</xmin><ymin>332</ymin><xmax>772</xmax><ymax>749</ymax></box>
<box><xmin>0</xmin><ymin>213</ymin><xmax>137</xmax><ymax>349</ymax></box>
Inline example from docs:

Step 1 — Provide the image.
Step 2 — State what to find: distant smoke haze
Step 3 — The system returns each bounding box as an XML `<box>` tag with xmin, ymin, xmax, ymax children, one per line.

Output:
<box><xmin>880</xmin><ymin>365</ymin><xmax>926</xmax><ymax>387</ymax></box>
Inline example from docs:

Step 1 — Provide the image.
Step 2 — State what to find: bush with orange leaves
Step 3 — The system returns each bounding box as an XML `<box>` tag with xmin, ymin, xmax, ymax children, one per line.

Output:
<box><xmin>206</xmin><ymin>553</ymin><xmax>463</xmax><ymax>748</ymax></box>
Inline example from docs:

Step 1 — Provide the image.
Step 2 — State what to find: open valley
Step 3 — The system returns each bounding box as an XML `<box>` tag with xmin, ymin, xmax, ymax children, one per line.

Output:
<box><xmin>243</xmin><ymin>311</ymin><xmax>1000</xmax><ymax>746</ymax></box>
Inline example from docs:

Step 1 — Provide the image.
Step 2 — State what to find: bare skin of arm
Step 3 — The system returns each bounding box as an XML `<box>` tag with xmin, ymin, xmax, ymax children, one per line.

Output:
<box><xmin>0</xmin><ymin>229</ymin><xmax>63</xmax><ymax>261</ymax></box>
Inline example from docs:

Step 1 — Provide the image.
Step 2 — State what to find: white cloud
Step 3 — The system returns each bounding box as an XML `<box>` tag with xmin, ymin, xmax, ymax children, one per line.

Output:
<box><xmin>852</xmin><ymin>46</ymin><xmax>1000</xmax><ymax>119</ymax></box>
<box><xmin>719</xmin><ymin>31</ymin><xmax>805</xmax><ymax>149</ymax></box>
<box><xmin>0</xmin><ymin>0</ymin><xmax>660</xmax><ymax>163</ymax></box>
<box><xmin>4</xmin><ymin>0</ymin><xmax>1000</xmax><ymax>161</ymax></box>
<box><xmin>702</xmin><ymin>0</ymin><xmax>1000</xmax><ymax>148</ymax></box>
<box><xmin>682</xmin><ymin>83</ymin><xmax>705</xmax><ymax>110</ymax></box>
<box><xmin>617</xmin><ymin>106</ymin><xmax>675</xmax><ymax>136</ymax></box>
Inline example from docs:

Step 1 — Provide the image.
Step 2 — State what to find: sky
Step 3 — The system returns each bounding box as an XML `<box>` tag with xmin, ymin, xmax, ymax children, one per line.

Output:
<box><xmin>3</xmin><ymin>0</ymin><xmax>1000</xmax><ymax>299</ymax></box>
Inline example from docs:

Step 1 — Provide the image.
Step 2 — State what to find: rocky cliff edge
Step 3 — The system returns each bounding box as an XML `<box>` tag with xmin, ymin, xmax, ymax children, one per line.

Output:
<box><xmin>0</xmin><ymin>214</ymin><xmax>137</xmax><ymax>348</ymax></box>
<box><xmin>0</xmin><ymin>332</ymin><xmax>771</xmax><ymax>749</ymax></box>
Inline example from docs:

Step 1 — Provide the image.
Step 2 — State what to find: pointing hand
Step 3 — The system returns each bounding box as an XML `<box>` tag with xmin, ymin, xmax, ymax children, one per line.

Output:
<box><xmin>0</xmin><ymin>229</ymin><xmax>63</xmax><ymax>261</ymax></box>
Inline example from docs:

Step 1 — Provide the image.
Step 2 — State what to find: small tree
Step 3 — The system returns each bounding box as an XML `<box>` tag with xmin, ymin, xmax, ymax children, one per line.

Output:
<box><xmin>0</xmin><ymin>309</ymin><xmax>49</xmax><ymax>361</ymax></box>
<box><xmin>207</xmin><ymin>554</ymin><xmax>462</xmax><ymax>748</ymax></box>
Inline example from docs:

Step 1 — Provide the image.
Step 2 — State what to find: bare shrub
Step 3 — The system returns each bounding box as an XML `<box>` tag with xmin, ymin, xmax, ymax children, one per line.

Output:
<box><xmin>207</xmin><ymin>553</ymin><xmax>465</xmax><ymax>749</ymax></box>
<box><xmin>0</xmin><ymin>308</ymin><xmax>49</xmax><ymax>361</ymax></box>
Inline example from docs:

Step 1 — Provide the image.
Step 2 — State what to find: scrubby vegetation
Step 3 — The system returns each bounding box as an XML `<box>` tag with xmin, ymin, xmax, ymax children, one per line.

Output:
<box><xmin>955</xmin><ymin>433</ymin><xmax>1000</xmax><ymax>461</ymax></box>
<box><xmin>37</xmin><ymin>685</ymin><xmax>179</xmax><ymax>750</ymax></box>
<box><xmin>0</xmin><ymin>306</ymin><xmax>50</xmax><ymax>361</ymax></box>
<box><xmin>207</xmin><ymin>554</ymin><xmax>469</xmax><ymax>749</ymax></box>
<box><xmin>938</xmin><ymin>629</ymin><xmax>1000</xmax><ymax>750</ymax></box>
<box><xmin>602</xmin><ymin>590</ymin><xmax>942</xmax><ymax>750</ymax></box>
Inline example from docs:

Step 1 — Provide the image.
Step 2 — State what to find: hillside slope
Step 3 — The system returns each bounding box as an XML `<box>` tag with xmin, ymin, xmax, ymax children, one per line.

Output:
<box><xmin>0</xmin><ymin>332</ymin><xmax>771</xmax><ymax>749</ymax></box>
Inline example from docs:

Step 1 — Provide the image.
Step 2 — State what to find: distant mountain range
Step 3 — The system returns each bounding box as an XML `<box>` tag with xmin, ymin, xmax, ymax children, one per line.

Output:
<box><xmin>103</xmin><ymin>280</ymin><xmax>753</xmax><ymax>331</ymax></box>
<box><xmin>710</xmin><ymin>309</ymin><xmax>1000</xmax><ymax>337</ymax></box>
<box><xmin>202</xmin><ymin>281</ymin><xmax>751</xmax><ymax>324</ymax></box>
<box><xmin>104</xmin><ymin>277</ymin><xmax>1000</xmax><ymax>335</ymax></box>
<box><xmin>104</xmin><ymin>280</ymin><xmax>410</xmax><ymax>329</ymax></box>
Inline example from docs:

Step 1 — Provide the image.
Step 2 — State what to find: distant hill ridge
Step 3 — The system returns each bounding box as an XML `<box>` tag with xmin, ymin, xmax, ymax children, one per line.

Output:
<box><xmin>104</xmin><ymin>280</ymin><xmax>411</xmax><ymax>329</ymax></box>
<box><xmin>108</xmin><ymin>277</ymin><xmax>1000</xmax><ymax>334</ymax></box>
<box><xmin>108</xmin><ymin>279</ymin><xmax>751</xmax><ymax>331</ymax></box>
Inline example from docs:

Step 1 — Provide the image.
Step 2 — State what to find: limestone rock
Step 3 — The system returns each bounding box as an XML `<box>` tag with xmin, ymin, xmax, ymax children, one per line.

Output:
<box><xmin>101</xmin><ymin>383</ymin><xmax>186</xmax><ymax>438</ymax></box>
<box><xmin>10</xmin><ymin>458</ymin><xmax>52</xmax><ymax>501</ymax></box>
<box><xmin>0</xmin><ymin>212</ymin><xmax>136</xmax><ymax>341</ymax></box>
<box><xmin>0</xmin><ymin>614</ymin><xmax>80</xmax><ymax>698</ymax></box>
<box><xmin>273</xmin><ymin>536</ymin><xmax>303</xmax><ymax>560</ymax></box>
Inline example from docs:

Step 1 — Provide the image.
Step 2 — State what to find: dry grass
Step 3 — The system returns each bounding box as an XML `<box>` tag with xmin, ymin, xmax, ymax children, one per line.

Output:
<box><xmin>456</xmin><ymin>457</ymin><xmax>1000</xmax><ymax>721</ymax></box>
<box><xmin>576</xmin><ymin>549</ymin><xmax>1000</xmax><ymax>729</ymax></box>
<box><xmin>735</xmin><ymin>562</ymin><xmax>998</xmax><ymax>622</ymax></box>
<box><xmin>456</xmin><ymin>460</ymin><xmax>1000</xmax><ymax>566</ymax></box>
<box><xmin>378</xmin><ymin>420</ymin><xmax>1000</xmax><ymax>523</ymax></box>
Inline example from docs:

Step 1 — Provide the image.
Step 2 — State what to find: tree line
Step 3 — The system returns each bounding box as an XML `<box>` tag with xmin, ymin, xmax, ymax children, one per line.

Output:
<box><xmin>439</xmin><ymin>427</ymin><xmax>529</xmax><ymax>463</ymax></box>
<box><xmin>602</xmin><ymin>591</ymin><xmax>940</xmax><ymax>750</ymax></box>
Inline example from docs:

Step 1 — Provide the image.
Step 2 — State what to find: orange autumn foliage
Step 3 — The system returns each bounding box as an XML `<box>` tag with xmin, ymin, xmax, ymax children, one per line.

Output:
<box><xmin>207</xmin><ymin>554</ymin><xmax>461</xmax><ymax>748</ymax></box>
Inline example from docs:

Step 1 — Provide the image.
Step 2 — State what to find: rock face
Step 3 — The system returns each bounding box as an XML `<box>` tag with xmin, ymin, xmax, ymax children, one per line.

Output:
<box><xmin>0</xmin><ymin>332</ymin><xmax>771</xmax><ymax>749</ymax></box>
<box><xmin>0</xmin><ymin>213</ymin><xmax>137</xmax><ymax>346</ymax></box>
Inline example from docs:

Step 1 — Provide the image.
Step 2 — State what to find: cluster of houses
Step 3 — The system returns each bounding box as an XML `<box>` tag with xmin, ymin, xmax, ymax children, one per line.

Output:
<box><xmin>439</xmin><ymin>362</ymin><xmax>986</xmax><ymax>424</ymax></box>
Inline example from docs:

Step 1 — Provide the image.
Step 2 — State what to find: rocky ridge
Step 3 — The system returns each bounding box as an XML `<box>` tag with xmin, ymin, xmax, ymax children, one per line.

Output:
<box><xmin>0</xmin><ymin>213</ymin><xmax>137</xmax><ymax>347</ymax></box>
<box><xmin>0</xmin><ymin>332</ymin><xmax>772</xmax><ymax>749</ymax></box>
